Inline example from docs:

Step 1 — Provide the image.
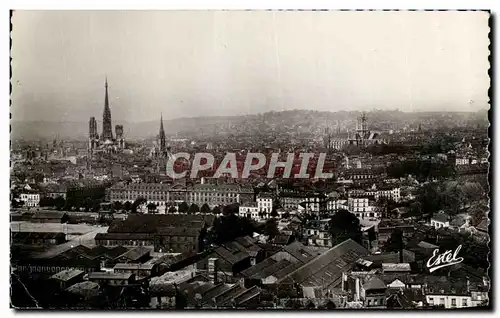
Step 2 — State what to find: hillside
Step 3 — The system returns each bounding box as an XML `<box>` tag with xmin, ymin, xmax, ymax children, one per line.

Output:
<box><xmin>10</xmin><ymin>109</ymin><xmax>489</xmax><ymax>141</ymax></box>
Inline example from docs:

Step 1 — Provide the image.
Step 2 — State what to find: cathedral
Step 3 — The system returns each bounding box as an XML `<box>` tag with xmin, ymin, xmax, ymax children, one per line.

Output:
<box><xmin>150</xmin><ymin>113</ymin><xmax>175</xmax><ymax>173</ymax></box>
<box><xmin>326</xmin><ymin>113</ymin><xmax>385</xmax><ymax>150</ymax></box>
<box><xmin>88</xmin><ymin>78</ymin><xmax>126</xmax><ymax>154</ymax></box>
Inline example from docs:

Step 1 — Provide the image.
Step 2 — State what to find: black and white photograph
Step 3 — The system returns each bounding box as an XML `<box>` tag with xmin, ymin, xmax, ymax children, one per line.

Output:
<box><xmin>9</xmin><ymin>10</ymin><xmax>491</xmax><ymax>310</ymax></box>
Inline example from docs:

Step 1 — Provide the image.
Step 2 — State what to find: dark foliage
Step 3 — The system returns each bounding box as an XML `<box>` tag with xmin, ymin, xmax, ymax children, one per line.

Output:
<box><xmin>328</xmin><ymin>209</ymin><xmax>362</xmax><ymax>245</ymax></box>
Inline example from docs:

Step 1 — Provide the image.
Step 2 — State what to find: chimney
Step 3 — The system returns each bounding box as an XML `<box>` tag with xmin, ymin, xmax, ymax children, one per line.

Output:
<box><xmin>354</xmin><ymin>277</ymin><xmax>360</xmax><ymax>302</ymax></box>
<box><xmin>208</xmin><ymin>258</ymin><xmax>218</xmax><ymax>284</ymax></box>
<box><xmin>466</xmin><ymin>276</ymin><xmax>470</xmax><ymax>293</ymax></box>
<box><xmin>341</xmin><ymin>272</ymin><xmax>346</xmax><ymax>292</ymax></box>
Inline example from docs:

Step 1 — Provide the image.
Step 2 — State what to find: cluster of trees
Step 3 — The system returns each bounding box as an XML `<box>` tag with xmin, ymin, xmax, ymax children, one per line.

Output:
<box><xmin>365</xmin><ymin>143</ymin><xmax>414</xmax><ymax>156</ymax></box>
<box><xmin>39</xmin><ymin>196</ymin><xmax>103</xmax><ymax>212</ymax></box>
<box><xmin>328</xmin><ymin>209</ymin><xmax>362</xmax><ymax>246</ymax></box>
<box><xmin>209</xmin><ymin>213</ymin><xmax>259</xmax><ymax>245</ymax></box>
<box><xmin>419</xmin><ymin>135</ymin><xmax>460</xmax><ymax>155</ymax></box>
<box><xmin>413</xmin><ymin>181</ymin><xmax>486</xmax><ymax>219</ymax></box>
<box><xmin>387</xmin><ymin>159</ymin><xmax>455</xmax><ymax>181</ymax></box>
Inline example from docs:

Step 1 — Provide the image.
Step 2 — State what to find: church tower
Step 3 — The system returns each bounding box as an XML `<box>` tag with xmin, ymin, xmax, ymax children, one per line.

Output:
<box><xmin>158</xmin><ymin>113</ymin><xmax>167</xmax><ymax>155</ymax></box>
<box><xmin>88</xmin><ymin>116</ymin><xmax>99</xmax><ymax>151</ymax></box>
<box><xmin>101</xmin><ymin>77</ymin><xmax>114</xmax><ymax>141</ymax></box>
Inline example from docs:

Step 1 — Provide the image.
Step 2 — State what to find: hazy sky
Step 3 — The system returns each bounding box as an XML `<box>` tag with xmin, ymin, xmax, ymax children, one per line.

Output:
<box><xmin>11</xmin><ymin>10</ymin><xmax>489</xmax><ymax>122</ymax></box>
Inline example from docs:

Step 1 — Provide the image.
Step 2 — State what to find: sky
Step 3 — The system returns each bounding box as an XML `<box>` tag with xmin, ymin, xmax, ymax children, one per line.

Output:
<box><xmin>11</xmin><ymin>10</ymin><xmax>489</xmax><ymax>122</ymax></box>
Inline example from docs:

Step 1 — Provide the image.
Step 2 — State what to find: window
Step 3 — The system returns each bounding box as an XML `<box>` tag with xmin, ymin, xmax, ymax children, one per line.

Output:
<box><xmin>462</xmin><ymin>299</ymin><xmax>468</xmax><ymax>307</ymax></box>
<box><xmin>428</xmin><ymin>297</ymin><xmax>434</xmax><ymax>305</ymax></box>
<box><xmin>440</xmin><ymin>298</ymin><xmax>445</xmax><ymax>305</ymax></box>
<box><xmin>451</xmin><ymin>298</ymin><xmax>456</xmax><ymax>307</ymax></box>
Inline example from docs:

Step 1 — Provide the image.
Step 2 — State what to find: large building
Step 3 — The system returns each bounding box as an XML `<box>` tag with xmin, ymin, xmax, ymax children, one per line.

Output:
<box><xmin>87</xmin><ymin>78</ymin><xmax>126</xmax><ymax>153</ymax></box>
<box><xmin>95</xmin><ymin>214</ymin><xmax>215</xmax><ymax>253</ymax></box>
<box><xmin>327</xmin><ymin>113</ymin><xmax>385</xmax><ymax>150</ymax></box>
<box><xmin>107</xmin><ymin>182</ymin><xmax>253</xmax><ymax>208</ymax></box>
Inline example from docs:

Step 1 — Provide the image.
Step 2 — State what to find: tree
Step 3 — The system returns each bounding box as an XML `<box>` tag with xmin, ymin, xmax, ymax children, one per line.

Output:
<box><xmin>113</xmin><ymin>201</ymin><xmax>123</xmax><ymax>211</ymax></box>
<box><xmin>146</xmin><ymin>203</ymin><xmax>157</xmax><ymax>213</ymax></box>
<box><xmin>39</xmin><ymin>197</ymin><xmax>55</xmax><ymax>207</ymax></box>
<box><xmin>91</xmin><ymin>200</ymin><xmax>101</xmax><ymax>212</ymax></box>
<box><xmin>264</xmin><ymin>218</ymin><xmax>280</xmax><ymax>240</ymax></box>
<box><xmin>168</xmin><ymin>206</ymin><xmax>177</xmax><ymax>213</ymax></box>
<box><xmin>385</xmin><ymin>229</ymin><xmax>404</xmax><ymax>253</ymax></box>
<box><xmin>178</xmin><ymin>201</ymin><xmax>189</xmax><ymax>213</ymax></box>
<box><xmin>73</xmin><ymin>200</ymin><xmax>82</xmax><ymax>212</ymax></box>
<box><xmin>222</xmin><ymin>203</ymin><xmax>239</xmax><ymax>215</ymax></box>
<box><xmin>188</xmin><ymin>203</ymin><xmax>200</xmax><ymax>214</ymax></box>
<box><xmin>212</xmin><ymin>206</ymin><xmax>222</xmax><ymax>215</ymax></box>
<box><xmin>123</xmin><ymin>201</ymin><xmax>132</xmax><ymax>212</ymax></box>
<box><xmin>270</xmin><ymin>206</ymin><xmax>279</xmax><ymax>218</ymax></box>
<box><xmin>200</xmin><ymin>203</ymin><xmax>211</xmax><ymax>213</ymax></box>
<box><xmin>54</xmin><ymin>196</ymin><xmax>65</xmax><ymax>210</ymax></box>
<box><xmin>374</xmin><ymin>197</ymin><xmax>389</xmax><ymax>218</ymax></box>
<box><xmin>408</xmin><ymin>201</ymin><xmax>423</xmax><ymax>218</ymax></box>
<box><xmin>211</xmin><ymin>214</ymin><xmax>258</xmax><ymax>245</ymax></box>
<box><xmin>367</xmin><ymin>227</ymin><xmax>377</xmax><ymax>250</ymax></box>
<box><xmin>319</xmin><ymin>300</ymin><xmax>336</xmax><ymax>310</ymax></box>
<box><xmin>11</xmin><ymin>199</ymin><xmax>24</xmax><ymax>209</ymax></box>
<box><xmin>324</xmin><ymin>300</ymin><xmax>336</xmax><ymax>309</ymax></box>
<box><xmin>328</xmin><ymin>209</ymin><xmax>362</xmax><ymax>245</ymax></box>
<box><xmin>82</xmin><ymin>197</ymin><xmax>92</xmax><ymax>212</ymax></box>
<box><xmin>283</xmin><ymin>212</ymin><xmax>291</xmax><ymax>219</ymax></box>
<box><xmin>416</xmin><ymin>183</ymin><xmax>442</xmax><ymax>219</ymax></box>
<box><xmin>132</xmin><ymin>197</ymin><xmax>147</xmax><ymax>213</ymax></box>
<box><xmin>306</xmin><ymin>301</ymin><xmax>316</xmax><ymax>309</ymax></box>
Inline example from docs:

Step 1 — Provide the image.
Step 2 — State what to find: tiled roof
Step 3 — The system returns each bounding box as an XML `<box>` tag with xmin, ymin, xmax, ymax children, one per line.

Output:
<box><xmin>271</xmin><ymin>262</ymin><xmax>303</xmax><ymax>280</ymax></box>
<box><xmin>214</xmin><ymin>246</ymin><xmax>250</xmax><ymax>266</ymax></box>
<box><xmin>272</xmin><ymin>235</ymin><xmax>291</xmax><ymax>245</ymax></box>
<box><xmin>281</xmin><ymin>241</ymin><xmax>317</xmax><ymax>263</ymax></box>
<box><xmin>431</xmin><ymin>212</ymin><xmax>449</xmax><ymax>223</ymax></box>
<box><xmin>113</xmin><ymin>263</ymin><xmax>154</xmax><ymax>271</ymax></box>
<box><xmin>65</xmin><ymin>281</ymin><xmax>100</xmax><ymax>298</ymax></box>
<box><xmin>50</xmin><ymin>269</ymin><xmax>84</xmax><ymax>282</ymax></box>
<box><xmin>252</xmin><ymin>259</ymin><xmax>291</xmax><ymax>279</ymax></box>
<box><xmin>108</xmin><ymin>214</ymin><xmax>214</xmax><ymax>233</ymax></box>
<box><xmin>88</xmin><ymin>272</ymin><xmax>133</xmax><ymax>280</ymax></box>
<box><xmin>117</xmin><ymin>246</ymin><xmax>151</xmax><ymax>261</ymax></box>
<box><xmin>278</xmin><ymin>239</ymin><xmax>369</xmax><ymax>289</ymax></box>
<box><xmin>201</xmin><ymin>283</ymin><xmax>233</xmax><ymax>305</ymax></box>
<box><xmin>240</xmin><ymin>258</ymin><xmax>277</xmax><ymax>278</ymax></box>
<box><xmin>363</xmin><ymin>276</ymin><xmax>387</xmax><ymax>290</ymax></box>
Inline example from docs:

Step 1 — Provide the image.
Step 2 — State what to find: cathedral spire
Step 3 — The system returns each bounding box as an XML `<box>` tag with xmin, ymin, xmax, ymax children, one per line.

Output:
<box><xmin>102</xmin><ymin>76</ymin><xmax>113</xmax><ymax>141</ymax></box>
<box><xmin>159</xmin><ymin>113</ymin><xmax>166</xmax><ymax>154</ymax></box>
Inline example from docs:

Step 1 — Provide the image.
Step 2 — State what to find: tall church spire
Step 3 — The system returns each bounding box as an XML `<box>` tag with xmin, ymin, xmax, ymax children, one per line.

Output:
<box><xmin>159</xmin><ymin>113</ymin><xmax>166</xmax><ymax>154</ymax></box>
<box><xmin>102</xmin><ymin>76</ymin><xmax>113</xmax><ymax>141</ymax></box>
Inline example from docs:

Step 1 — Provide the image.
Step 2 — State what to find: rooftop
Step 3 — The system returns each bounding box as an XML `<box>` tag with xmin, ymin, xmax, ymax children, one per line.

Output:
<box><xmin>88</xmin><ymin>272</ymin><xmax>133</xmax><ymax>280</ymax></box>
<box><xmin>113</xmin><ymin>263</ymin><xmax>155</xmax><ymax>271</ymax></box>
<box><xmin>279</xmin><ymin>239</ymin><xmax>369</xmax><ymax>288</ymax></box>
<box><xmin>108</xmin><ymin>214</ymin><xmax>214</xmax><ymax>233</ymax></box>
<box><xmin>382</xmin><ymin>263</ymin><xmax>411</xmax><ymax>272</ymax></box>
<box><xmin>50</xmin><ymin>269</ymin><xmax>84</xmax><ymax>282</ymax></box>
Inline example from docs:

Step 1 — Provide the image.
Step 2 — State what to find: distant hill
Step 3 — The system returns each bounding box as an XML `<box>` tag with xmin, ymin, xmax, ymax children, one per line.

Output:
<box><xmin>10</xmin><ymin>109</ymin><xmax>489</xmax><ymax>141</ymax></box>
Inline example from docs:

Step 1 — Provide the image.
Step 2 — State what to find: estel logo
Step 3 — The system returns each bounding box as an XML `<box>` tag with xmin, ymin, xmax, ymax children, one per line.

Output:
<box><xmin>426</xmin><ymin>245</ymin><xmax>464</xmax><ymax>273</ymax></box>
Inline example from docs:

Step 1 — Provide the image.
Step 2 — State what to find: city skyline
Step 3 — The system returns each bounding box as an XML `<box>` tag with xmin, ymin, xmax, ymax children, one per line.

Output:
<box><xmin>11</xmin><ymin>11</ymin><xmax>489</xmax><ymax>122</ymax></box>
